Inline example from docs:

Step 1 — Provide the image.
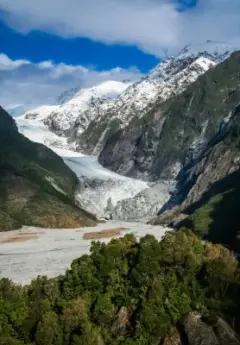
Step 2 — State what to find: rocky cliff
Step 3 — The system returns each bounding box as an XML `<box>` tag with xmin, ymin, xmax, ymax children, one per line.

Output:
<box><xmin>99</xmin><ymin>52</ymin><xmax>240</xmax><ymax>182</ymax></box>
<box><xmin>77</xmin><ymin>42</ymin><xmax>237</xmax><ymax>156</ymax></box>
<box><xmin>99</xmin><ymin>52</ymin><xmax>240</xmax><ymax>245</ymax></box>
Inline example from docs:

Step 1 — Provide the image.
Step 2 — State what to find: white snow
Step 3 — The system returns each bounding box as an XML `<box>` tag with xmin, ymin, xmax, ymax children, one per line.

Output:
<box><xmin>19</xmin><ymin>41</ymin><xmax>239</xmax><ymax>158</ymax></box>
<box><xmin>45</xmin><ymin>176</ymin><xmax>67</xmax><ymax>195</ymax></box>
<box><xmin>16</xmin><ymin>117</ymin><xmax>150</xmax><ymax>218</ymax></box>
<box><xmin>21</xmin><ymin>80</ymin><xmax>131</xmax><ymax>136</ymax></box>
<box><xmin>17</xmin><ymin>117</ymin><xmax>66</xmax><ymax>146</ymax></box>
<box><xmin>177</xmin><ymin>41</ymin><xmax>239</xmax><ymax>61</ymax></box>
<box><xmin>0</xmin><ymin>221</ymin><xmax>171</xmax><ymax>284</ymax></box>
<box><xmin>76</xmin><ymin>44</ymin><xmax>224</xmax><ymax>155</ymax></box>
<box><xmin>22</xmin><ymin>105</ymin><xmax>59</xmax><ymax>121</ymax></box>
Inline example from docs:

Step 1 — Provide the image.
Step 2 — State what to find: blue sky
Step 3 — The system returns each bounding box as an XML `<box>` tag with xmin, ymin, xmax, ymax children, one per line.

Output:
<box><xmin>0</xmin><ymin>23</ymin><xmax>158</xmax><ymax>73</ymax></box>
<box><xmin>0</xmin><ymin>0</ymin><xmax>239</xmax><ymax>107</ymax></box>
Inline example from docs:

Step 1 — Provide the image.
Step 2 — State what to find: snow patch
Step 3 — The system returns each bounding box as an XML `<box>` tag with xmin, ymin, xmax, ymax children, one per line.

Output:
<box><xmin>45</xmin><ymin>176</ymin><xmax>67</xmax><ymax>196</ymax></box>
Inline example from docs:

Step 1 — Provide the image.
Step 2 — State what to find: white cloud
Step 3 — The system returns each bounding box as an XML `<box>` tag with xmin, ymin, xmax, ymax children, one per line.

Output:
<box><xmin>0</xmin><ymin>53</ymin><xmax>142</xmax><ymax>108</ymax></box>
<box><xmin>0</xmin><ymin>53</ymin><xmax>30</xmax><ymax>70</ymax></box>
<box><xmin>0</xmin><ymin>0</ymin><xmax>240</xmax><ymax>56</ymax></box>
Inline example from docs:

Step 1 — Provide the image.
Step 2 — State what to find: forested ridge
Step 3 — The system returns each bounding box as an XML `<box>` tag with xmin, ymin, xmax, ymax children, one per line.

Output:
<box><xmin>1</xmin><ymin>229</ymin><xmax>240</xmax><ymax>345</ymax></box>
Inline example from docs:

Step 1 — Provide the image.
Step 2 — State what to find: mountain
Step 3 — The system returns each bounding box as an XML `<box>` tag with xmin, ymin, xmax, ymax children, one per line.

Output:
<box><xmin>150</xmin><ymin>53</ymin><xmax>240</xmax><ymax>249</ymax></box>
<box><xmin>98</xmin><ymin>50</ymin><xmax>240</xmax><ymax>248</ymax></box>
<box><xmin>92</xmin><ymin>51</ymin><xmax>239</xmax><ymax>250</ymax></box>
<box><xmin>20</xmin><ymin>41</ymin><xmax>237</xmax><ymax>159</ymax></box>
<box><xmin>75</xmin><ymin>41</ymin><xmax>238</xmax><ymax>155</ymax></box>
<box><xmin>22</xmin><ymin>80</ymin><xmax>131</xmax><ymax>138</ymax></box>
<box><xmin>0</xmin><ymin>106</ymin><xmax>96</xmax><ymax>230</ymax></box>
<box><xmin>99</xmin><ymin>50</ymin><xmax>240</xmax><ymax>180</ymax></box>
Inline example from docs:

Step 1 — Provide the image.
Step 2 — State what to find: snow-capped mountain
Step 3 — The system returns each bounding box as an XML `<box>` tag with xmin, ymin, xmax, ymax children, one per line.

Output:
<box><xmin>76</xmin><ymin>41</ymin><xmax>238</xmax><ymax>155</ymax></box>
<box><xmin>21</xmin><ymin>80</ymin><xmax>131</xmax><ymax>136</ymax></box>
<box><xmin>176</xmin><ymin>41</ymin><xmax>239</xmax><ymax>62</ymax></box>
<box><xmin>20</xmin><ymin>41</ymin><xmax>239</xmax><ymax>158</ymax></box>
<box><xmin>23</xmin><ymin>105</ymin><xmax>59</xmax><ymax>121</ymax></box>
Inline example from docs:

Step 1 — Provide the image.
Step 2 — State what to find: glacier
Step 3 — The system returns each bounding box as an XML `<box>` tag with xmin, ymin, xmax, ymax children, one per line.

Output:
<box><xmin>16</xmin><ymin>117</ymin><xmax>169</xmax><ymax>220</ymax></box>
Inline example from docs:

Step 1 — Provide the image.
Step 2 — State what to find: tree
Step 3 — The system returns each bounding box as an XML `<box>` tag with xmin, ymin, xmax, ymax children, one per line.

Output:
<box><xmin>36</xmin><ymin>311</ymin><xmax>63</xmax><ymax>345</ymax></box>
<box><xmin>93</xmin><ymin>293</ymin><xmax>116</xmax><ymax>326</ymax></box>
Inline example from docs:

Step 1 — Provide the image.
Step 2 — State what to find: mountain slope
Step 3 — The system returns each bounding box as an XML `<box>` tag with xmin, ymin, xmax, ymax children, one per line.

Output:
<box><xmin>76</xmin><ymin>41</ymin><xmax>238</xmax><ymax>156</ymax></box>
<box><xmin>99</xmin><ymin>51</ymin><xmax>240</xmax><ymax>181</ymax></box>
<box><xmin>98</xmin><ymin>52</ymin><xmax>240</xmax><ymax>247</ymax></box>
<box><xmin>0</xmin><ymin>106</ymin><xmax>96</xmax><ymax>230</ymax></box>
<box><xmin>22</xmin><ymin>80</ymin><xmax>131</xmax><ymax>138</ymax></box>
<box><xmin>151</xmin><ymin>87</ymin><xmax>240</xmax><ymax>250</ymax></box>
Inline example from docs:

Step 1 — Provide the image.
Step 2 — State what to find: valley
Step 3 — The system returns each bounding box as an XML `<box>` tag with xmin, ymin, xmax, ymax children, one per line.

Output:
<box><xmin>16</xmin><ymin>116</ymin><xmax>170</xmax><ymax>220</ymax></box>
<box><xmin>1</xmin><ymin>40</ymin><xmax>240</xmax><ymax>344</ymax></box>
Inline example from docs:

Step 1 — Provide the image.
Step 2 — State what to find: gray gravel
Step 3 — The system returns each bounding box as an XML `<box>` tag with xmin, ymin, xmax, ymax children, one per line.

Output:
<box><xmin>0</xmin><ymin>221</ymin><xmax>170</xmax><ymax>285</ymax></box>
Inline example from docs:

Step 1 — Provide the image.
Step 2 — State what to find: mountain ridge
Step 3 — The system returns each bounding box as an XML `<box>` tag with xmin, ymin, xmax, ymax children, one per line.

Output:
<box><xmin>21</xmin><ymin>80</ymin><xmax>132</xmax><ymax>138</ymax></box>
<box><xmin>19</xmin><ymin>41</ymin><xmax>238</xmax><ymax>158</ymax></box>
<box><xmin>75</xmin><ymin>41</ymin><xmax>238</xmax><ymax>155</ymax></box>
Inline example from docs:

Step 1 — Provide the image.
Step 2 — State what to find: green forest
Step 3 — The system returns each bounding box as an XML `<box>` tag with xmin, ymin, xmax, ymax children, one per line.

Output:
<box><xmin>1</xmin><ymin>229</ymin><xmax>240</xmax><ymax>345</ymax></box>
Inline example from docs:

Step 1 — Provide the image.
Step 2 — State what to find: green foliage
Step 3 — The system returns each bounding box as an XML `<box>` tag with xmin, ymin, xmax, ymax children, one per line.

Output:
<box><xmin>188</xmin><ymin>195</ymin><xmax>222</xmax><ymax>238</ymax></box>
<box><xmin>1</xmin><ymin>231</ymin><xmax>239</xmax><ymax>344</ymax></box>
<box><xmin>94</xmin><ymin>293</ymin><xmax>116</xmax><ymax>326</ymax></box>
<box><xmin>36</xmin><ymin>311</ymin><xmax>62</xmax><ymax>345</ymax></box>
<box><xmin>178</xmin><ymin>170</ymin><xmax>240</xmax><ymax>251</ymax></box>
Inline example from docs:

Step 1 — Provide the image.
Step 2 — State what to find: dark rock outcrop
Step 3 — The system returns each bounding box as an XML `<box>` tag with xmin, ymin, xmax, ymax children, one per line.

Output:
<box><xmin>181</xmin><ymin>312</ymin><xmax>240</xmax><ymax>345</ymax></box>
<box><xmin>111</xmin><ymin>307</ymin><xmax>131</xmax><ymax>335</ymax></box>
<box><xmin>99</xmin><ymin>52</ymin><xmax>240</xmax><ymax>183</ymax></box>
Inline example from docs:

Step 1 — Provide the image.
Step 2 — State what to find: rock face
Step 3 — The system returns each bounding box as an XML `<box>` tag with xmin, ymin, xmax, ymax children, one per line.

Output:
<box><xmin>162</xmin><ymin>330</ymin><xmax>182</xmax><ymax>345</ymax></box>
<box><xmin>148</xmin><ymin>54</ymin><xmax>240</xmax><ymax>249</ymax></box>
<box><xmin>183</xmin><ymin>312</ymin><xmax>219</xmax><ymax>345</ymax></box>
<box><xmin>160</xmin><ymin>312</ymin><xmax>240</xmax><ymax>345</ymax></box>
<box><xmin>111</xmin><ymin>307</ymin><xmax>131</xmax><ymax>335</ymax></box>
<box><xmin>99</xmin><ymin>51</ymin><xmax>240</xmax><ymax>182</ymax></box>
<box><xmin>98</xmin><ymin>51</ymin><xmax>240</xmax><ymax>247</ymax></box>
<box><xmin>0</xmin><ymin>106</ymin><xmax>96</xmax><ymax>230</ymax></box>
<box><xmin>77</xmin><ymin>41</ymin><xmax>238</xmax><ymax>156</ymax></box>
<box><xmin>181</xmin><ymin>312</ymin><xmax>240</xmax><ymax>345</ymax></box>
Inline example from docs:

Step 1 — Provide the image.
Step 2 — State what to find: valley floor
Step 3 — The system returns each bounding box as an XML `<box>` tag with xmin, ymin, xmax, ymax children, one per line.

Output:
<box><xmin>0</xmin><ymin>221</ymin><xmax>170</xmax><ymax>284</ymax></box>
<box><xmin>1</xmin><ymin>117</ymin><xmax>171</xmax><ymax>285</ymax></box>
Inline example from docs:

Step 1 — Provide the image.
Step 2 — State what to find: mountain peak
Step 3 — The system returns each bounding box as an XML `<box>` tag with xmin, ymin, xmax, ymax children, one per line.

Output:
<box><xmin>177</xmin><ymin>41</ymin><xmax>239</xmax><ymax>61</ymax></box>
<box><xmin>57</xmin><ymin>80</ymin><xmax>131</xmax><ymax>105</ymax></box>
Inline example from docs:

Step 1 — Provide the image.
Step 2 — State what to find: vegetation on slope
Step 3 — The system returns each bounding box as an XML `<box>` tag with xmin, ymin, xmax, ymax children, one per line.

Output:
<box><xmin>159</xmin><ymin>95</ymin><xmax>240</xmax><ymax>251</ymax></box>
<box><xmin>0</xmin><ymin>230</ymin><xmax>240</xmax><ymax>344</ymax></box>
<box><xmin>0</xmin><ymin>106</ymin><xmax>96</xmax><ymax>230</ymax></box>
<box><xmin>176</xmin><ymin>170</ymin><xmax>240</xmax><ymax>251</ymax></box>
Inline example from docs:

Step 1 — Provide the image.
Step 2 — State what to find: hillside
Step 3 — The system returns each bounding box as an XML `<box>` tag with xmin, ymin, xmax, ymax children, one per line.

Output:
<box><xmin>152</xmin><ymin>102</ymin><xmax>240</xmax><ymax>250</ymax></box>
<box><xmin>1</xmin><ymin>230</ymin><xmax>240</xmax><ymax>344</ymax></box>
<box><xmin>0</xmin><ymin>106</ymin><xmax>96</xmax><ymax>230</ymax></box>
